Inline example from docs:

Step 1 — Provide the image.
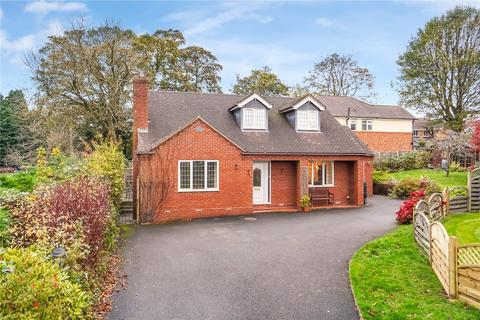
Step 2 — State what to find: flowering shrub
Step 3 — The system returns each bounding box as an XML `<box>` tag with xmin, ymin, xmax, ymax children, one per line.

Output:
<box><xmin>0</xmin><ymin>246</ymin><xmax>90</xmax><ymax>319</ymax></box>
<box><xmin>7</xmin><ymin>176</ymin><xmax>116</xmax><ymax>269</ymax></box>
<box><xmin>395</xmin><ymin>189</ymin><xmax>425</xmax><ymax>224</ymax></box>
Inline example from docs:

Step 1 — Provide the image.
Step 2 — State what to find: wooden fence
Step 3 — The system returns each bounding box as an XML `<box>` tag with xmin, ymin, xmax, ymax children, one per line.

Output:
<box><xmin>412</xmin><ymin>182</ymin><xmax>480</xmax><ymax>310</ymax></box>
<box><xmin>470</xmin><ymin>168</ymin><xmax>480</xmax><ymax>212</ymax></box>
<box><xmin>457</xmin><ymin>245</ymin><xmax>480</xmax><ymax>308</ymax></box>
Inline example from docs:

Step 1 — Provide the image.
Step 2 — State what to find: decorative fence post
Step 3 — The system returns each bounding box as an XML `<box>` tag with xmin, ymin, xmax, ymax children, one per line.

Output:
<box><xmin>448</xmin><ymin>236</ymin><xmax>459</xmax><ymax>298</ymax></box>
<box><xmin>443</xmin><ymin>188</ymin><xmax>450</xmax><ymax>216</ymax></box>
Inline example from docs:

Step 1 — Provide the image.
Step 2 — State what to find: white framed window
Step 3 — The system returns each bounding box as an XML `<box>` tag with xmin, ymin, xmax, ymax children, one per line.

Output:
<box><xmin>424</xmin><ymin>130</ymin><xmax>430</xmax><ymax>138</ymax></box>
<box><xmin>350</xmin><ymin>119</ymin><xmax>357</xmax><ymax>131</ymax></box>
<box><xmin>178</xmin><ymin>160</ymin><xmax>219</xmax><ymax>192</ymax></box>
<box><xmin>361</xmin><ymin>119</ymin><xmax>373</xmax><ymax>131</ymax></box>
<box><xmin>243</xmin><ymin>108</ymin><xmax>266</xmax><ymax>130</ymax></box>
<box><xmin>297</xmin><ymin>110</ymin><xmax>319</xmax><ymax>131</ymax></box>
<box><xmin>413</xmin><ymin>130</ymin><xmax>419</xmax><ymax>137</ymax></box>
<box><xmin>308</xmin><ymin>161</ymin><xmax>334</xmax><ymax>187</ymax></box>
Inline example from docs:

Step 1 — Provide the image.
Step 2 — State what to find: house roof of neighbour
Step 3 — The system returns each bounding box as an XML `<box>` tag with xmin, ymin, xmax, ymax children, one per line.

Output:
<box><xmin>317</xmin><ymin>95</ymin><xmax>416</xmax><ymax>120</ymax></box>
<box><xmin>413</xmin><ymin>118</ymin><xmax>443</xmax><ymax>130</ymax></box>
<box><xmin>137</xmin><ymin>91</ymin><xmax>373</xmax><ymax>156</ymax></box>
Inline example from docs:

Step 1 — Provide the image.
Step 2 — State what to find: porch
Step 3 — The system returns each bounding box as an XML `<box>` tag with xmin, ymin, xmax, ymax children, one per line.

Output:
<box><xmin>251</xmin><ymin>159</ymin><xmax>361</xmax><ymax>212</ymax></box>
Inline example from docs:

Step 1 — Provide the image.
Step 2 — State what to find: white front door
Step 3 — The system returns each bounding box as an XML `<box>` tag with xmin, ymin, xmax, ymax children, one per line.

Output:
<box><xmin>253</xmin><ymin>161</ymin><xmax>270</xmax><ymax>204</ymax></box>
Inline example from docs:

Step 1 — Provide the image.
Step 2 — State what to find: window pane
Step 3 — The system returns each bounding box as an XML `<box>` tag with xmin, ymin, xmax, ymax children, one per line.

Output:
<box><xmin>350</xmin><ymin>120</ymin><xmax>357</xmax><ymax>130</ymax></box>
<box><xmin>179</xmin><ymin>162</ymin><xmax>190</xmax><ymax>189</ymax></box>
<box><xmin>325</xmin><ymin>161</ymin><xmax>333</xmax><ymax>185</ymax></box>
<box><xmin>308</xmin><ymin>161</ymin><xmax>324</xmax><ymax>186</ymax></box>
<box><xmin>207</xmin><ymin>162</ymin><xmax>217</xmax><ymax>189</ymax></box>
<box><xmin>192</xmin><ymin>161</ymin><xmax>205</xmax><ymax>189</ymax></box>
<box><xmin>308</xmin><ymin>111</ymin><xmax>318</xmax><ymax>129</ymax></box>
<box><xmin>244</xmin><ymin>109</ymin><xmax>254</xmax><ymax>128</ymax></box>
<box><xmin>254</xmin><ymin>109</ymin><xmax>265</xmax><ymax>128</ymax></box>
<box><xmin>297</xmin><ymin>111</ymin><xmax>308</xmax><ymax>130</ymax></box>
<box><xmin>253</xmin><ymin>168</ymin><xmax>261</xmax><ymax>187</ymax></box>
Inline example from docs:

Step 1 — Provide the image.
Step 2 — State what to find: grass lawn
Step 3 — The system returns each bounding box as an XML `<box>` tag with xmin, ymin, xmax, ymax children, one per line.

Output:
<box><xmin>350</xmin><ymin>225</ymin><xmax>479</xmax><ymax>319</ymax></box>
<box><xmin>389</xmin><ymin>169</ymin><xmax>467</xmax><ymax>188</ymax></box>
<box><xmin>444</xmin><ymin>213</ymin><xmax>480</xmax><ymax>244</ymax></box>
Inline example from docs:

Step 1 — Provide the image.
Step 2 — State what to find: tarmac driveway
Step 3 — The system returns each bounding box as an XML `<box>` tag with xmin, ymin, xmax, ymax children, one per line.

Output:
<box><xmin>109</xmin><ymin>196</ymin><xmax>401</xmax><ymax>320</ymax></box>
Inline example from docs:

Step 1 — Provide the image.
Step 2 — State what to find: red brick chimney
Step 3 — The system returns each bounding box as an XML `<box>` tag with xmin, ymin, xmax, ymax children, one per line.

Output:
<box><xmin>132</xmin><ymin>76</ymin><xmax>149</xmax><ymax>153</ymax></box>
<box><xmin>132</xmin><ymin>75</ymin><xmax>148</xmax><ymax>222</ymax></box>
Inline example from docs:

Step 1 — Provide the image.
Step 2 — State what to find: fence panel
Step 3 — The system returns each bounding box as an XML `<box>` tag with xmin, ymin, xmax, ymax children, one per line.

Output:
<box><xmin>471</xmin><ymin>169</ymin><xmax>480</xmax><ymax>212</ymax></box>
<box><xmin>428</xmin><ymin>193</ymin><xmax>445</xmax><ymax>221</ymax></box>
<box><xmin>457</xmin><ymin>245</ymin><xmax>480</xmax><ymax>309</ymax></box>
<box><xmin>430</xmin><ymin>222</ymin><xmax>451</xmax><ymax>294</ymax></box>
<box><xmin>413</xmin><ymin>209</ymin><xmax>430</xmax><ymax>255</ymax></box>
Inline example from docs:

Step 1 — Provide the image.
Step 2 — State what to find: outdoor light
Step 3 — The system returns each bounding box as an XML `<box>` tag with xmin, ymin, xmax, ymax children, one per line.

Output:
<box><xmin>51</xmin><ymin>246</ymin><xmax>66</xmax><ymax>267</ymax></box>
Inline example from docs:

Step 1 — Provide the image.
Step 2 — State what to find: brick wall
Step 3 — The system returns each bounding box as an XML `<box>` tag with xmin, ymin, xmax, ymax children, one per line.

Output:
<box><xmin>134</xmin><ymin>118</ymin><xmax>374</xmax><ymax>223</ymax></box>
<box><xmin>355</xmin><ymin>132</ymin><xmax>413</xmax><ymax>152</ymax></box>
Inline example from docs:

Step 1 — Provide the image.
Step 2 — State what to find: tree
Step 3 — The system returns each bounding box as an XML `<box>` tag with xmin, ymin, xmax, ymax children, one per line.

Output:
<box><xmin>304</xmin><ymin>53</ymin><xmax>376</xmax><ymax>101</ymax></box>
<box><xmin>28</xmin><ymin>22</ymin><xmax>137</xmax><ymax>145</ymax></box>
<box><xmin>289</xmin><ymin>84</ymin><xmax>311</xmax><ymax>97</ymax></box>
<box><xmin>175</xmin><ymin>46</ymin><xmax>222</xmax><ymax>93</ymax></box>
<box><xmin>427</xmin><ymin>130</ymin><xmax>471</xmax><ymax>176</ymax></box>
<box><xmin>471</xmin><ymin>120</ymin><xmax>480</xmax><ymax>152</ymax></box>
<box><xmin>397</xmin><ymin>7</ymin><xmax>480</xmax><ymax>132</ymax></box>
<box><xmin>0</xmin><ymin>90</ymin><xmax>38</xmax><ymax>166</ymax></box>
<box><xmin>232</xmin><ymin>66</ymin><xmax>289</xmax><ymax>96</ymax></box>
<box><xmin>134</xmin><ymin>30</ymin><xmax>222</xmax><ymax>92</ymax></box>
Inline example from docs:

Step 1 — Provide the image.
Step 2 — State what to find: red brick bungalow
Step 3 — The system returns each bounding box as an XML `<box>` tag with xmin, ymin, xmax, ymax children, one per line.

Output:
<box><xmin>132</xmin><ymin>77</ymin><xmax>374</xmax><ymax>223</ymax></box>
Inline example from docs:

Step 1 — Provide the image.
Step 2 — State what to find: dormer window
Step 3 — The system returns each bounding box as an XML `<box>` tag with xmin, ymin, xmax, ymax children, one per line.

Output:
<box><xmin>243</xmin><ymin>108</ymin><xmax>266</xmax><ymax>130</ymax></box>
<box><xmin>297</xmin><ymin>110</ymin><xmax>319</xmax><ymax>131</ymax></box>
<box><xmin>279</xmin><ymin>94</ymin><xmax>325</xmax><ymax>132</ymax></box>
<box><xmin>229</xmin><ymin>93</ymin><xmax>273</xmax><ymax>131</ymax></box>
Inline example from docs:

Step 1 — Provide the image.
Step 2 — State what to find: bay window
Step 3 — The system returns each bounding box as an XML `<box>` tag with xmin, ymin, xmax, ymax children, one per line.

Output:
<box><xmin>308</xmin><ymin>161</ymin><xmax>334</xmax><ymax>187</ymax></box>
<box><xmin>178</xmin><ymin>160</ymin><xmax>219</xmax><ymax>191</ymax></box>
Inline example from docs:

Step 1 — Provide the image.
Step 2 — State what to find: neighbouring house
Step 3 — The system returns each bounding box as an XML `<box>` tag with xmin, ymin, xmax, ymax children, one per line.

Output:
<box><xmin>319</xmin><ymin>96</ymin><xmax>416</xmax><ymax>154</ymax></box>
<box><xmin>132</xmin><ymin>77</ymin><xmax>374</xmax><ymax>223</ymax></box>
<box><xmin>413</xmin><ymin>118</ymin><xmax>442</xmax><ymax>149</ymax></box>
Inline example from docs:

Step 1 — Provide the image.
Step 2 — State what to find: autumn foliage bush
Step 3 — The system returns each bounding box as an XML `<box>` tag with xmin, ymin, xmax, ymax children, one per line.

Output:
<box><xmin>7</xmin><ymin>176</ymin><xmax>116</xmax><ymax>269</ymax></box>
<box><xmin>395</xmin><ymin>189</ymin><xmax>425</xmax><ymax>224</ymax></box>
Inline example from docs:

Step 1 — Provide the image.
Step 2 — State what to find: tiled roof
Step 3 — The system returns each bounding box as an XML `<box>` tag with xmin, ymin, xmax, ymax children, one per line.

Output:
<box><xmin>138</xmin><ymin>91</ymin><xmax>374</xmax><ymax>155</ymax></box>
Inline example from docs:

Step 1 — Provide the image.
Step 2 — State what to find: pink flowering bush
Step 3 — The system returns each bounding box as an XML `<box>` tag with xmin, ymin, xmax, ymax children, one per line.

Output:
<box><xmin>395</xmin><ymin>189</ymin><xmax>425</xmax><ymax>224</ymax></box>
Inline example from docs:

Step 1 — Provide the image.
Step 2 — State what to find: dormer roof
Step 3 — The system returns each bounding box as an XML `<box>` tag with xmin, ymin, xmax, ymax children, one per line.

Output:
<box><xmin>229</xmin><ymin>93</ymin><xmax>274</xmax><ymax>111</ymax></box>
<box><xmin>279</xmin><ymin>94</ymin><xmax>326</xmax><ymax>113</ymax></box>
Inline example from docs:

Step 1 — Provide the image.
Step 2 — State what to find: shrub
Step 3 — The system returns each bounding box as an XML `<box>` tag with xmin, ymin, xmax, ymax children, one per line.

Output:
<box><xmin>415</xmin><ymin>150</ymin><xmax>431</xmax><ymax>168</ymax></box>
<box><xmin>373</xmin><ymin>170</ymin><xmax>391</xmax><ymax>184</ymax></box>
<box><xmin>389</xmin><ymin>178</ymin><xmax>421</xmax><ymax>199</ymax></box>
<box><xmin>374</xmin><ymin>151</ymin><xmax>432</xmax><ymax>172</ymax></box>
<box><xmin>389</xmin><ymin>177</ymin><xmax>442</xmax><ymax>199</ymax></box>
<box><xmin>0</xmin><ymin>207</ymin><xmax>10</xmax><ymax>247</ymax></box>
<box><xmin>0</xmin><ymin>246</ymin><xmax>90</xmax><ymax>319</ymax></box>
<box><xmin>7</xmin><ymin>176</ymin><xmax>116</xmax><ymax>269</ymax></box>
<box><xmin>85</xmin><ymin>142</ymin><xmax>125</xmax><ymax>208</ymax></box>
<box><xmin>0</xmin><ymin>170</ymin><xmax>36</xmax><ymax>192</ymax></box>
<box><xmin>35</xmin><ymin>147</ymin><xmax>84</xmax><ymax>185</ymax></box>
<box><xmin>449</xmin><ymin>161</ymin><xmax>462</xmax><ymax>172</ymax></box>
<box><xmin>395</xmin><ymin>189</ymin><xmax>425</xmax><ymax>224</ymax></box>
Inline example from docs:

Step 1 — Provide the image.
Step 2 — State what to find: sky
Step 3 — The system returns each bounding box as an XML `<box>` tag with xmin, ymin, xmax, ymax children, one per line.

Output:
<box><xmin>1</xmin><ymin>0</ymin><xmax>479</xmax><ymax>106</ymax></box>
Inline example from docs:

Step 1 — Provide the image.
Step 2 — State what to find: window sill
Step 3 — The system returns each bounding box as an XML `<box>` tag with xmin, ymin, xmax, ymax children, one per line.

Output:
<box><xmin>178</xmin><ymin>189</ymin><xmax>219</xmax><ymax>193</ymax></box>
<box><xmin>308</xmin><ymin>185</ymin><xmax>334</xmax><ymax>188</ymax></box>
